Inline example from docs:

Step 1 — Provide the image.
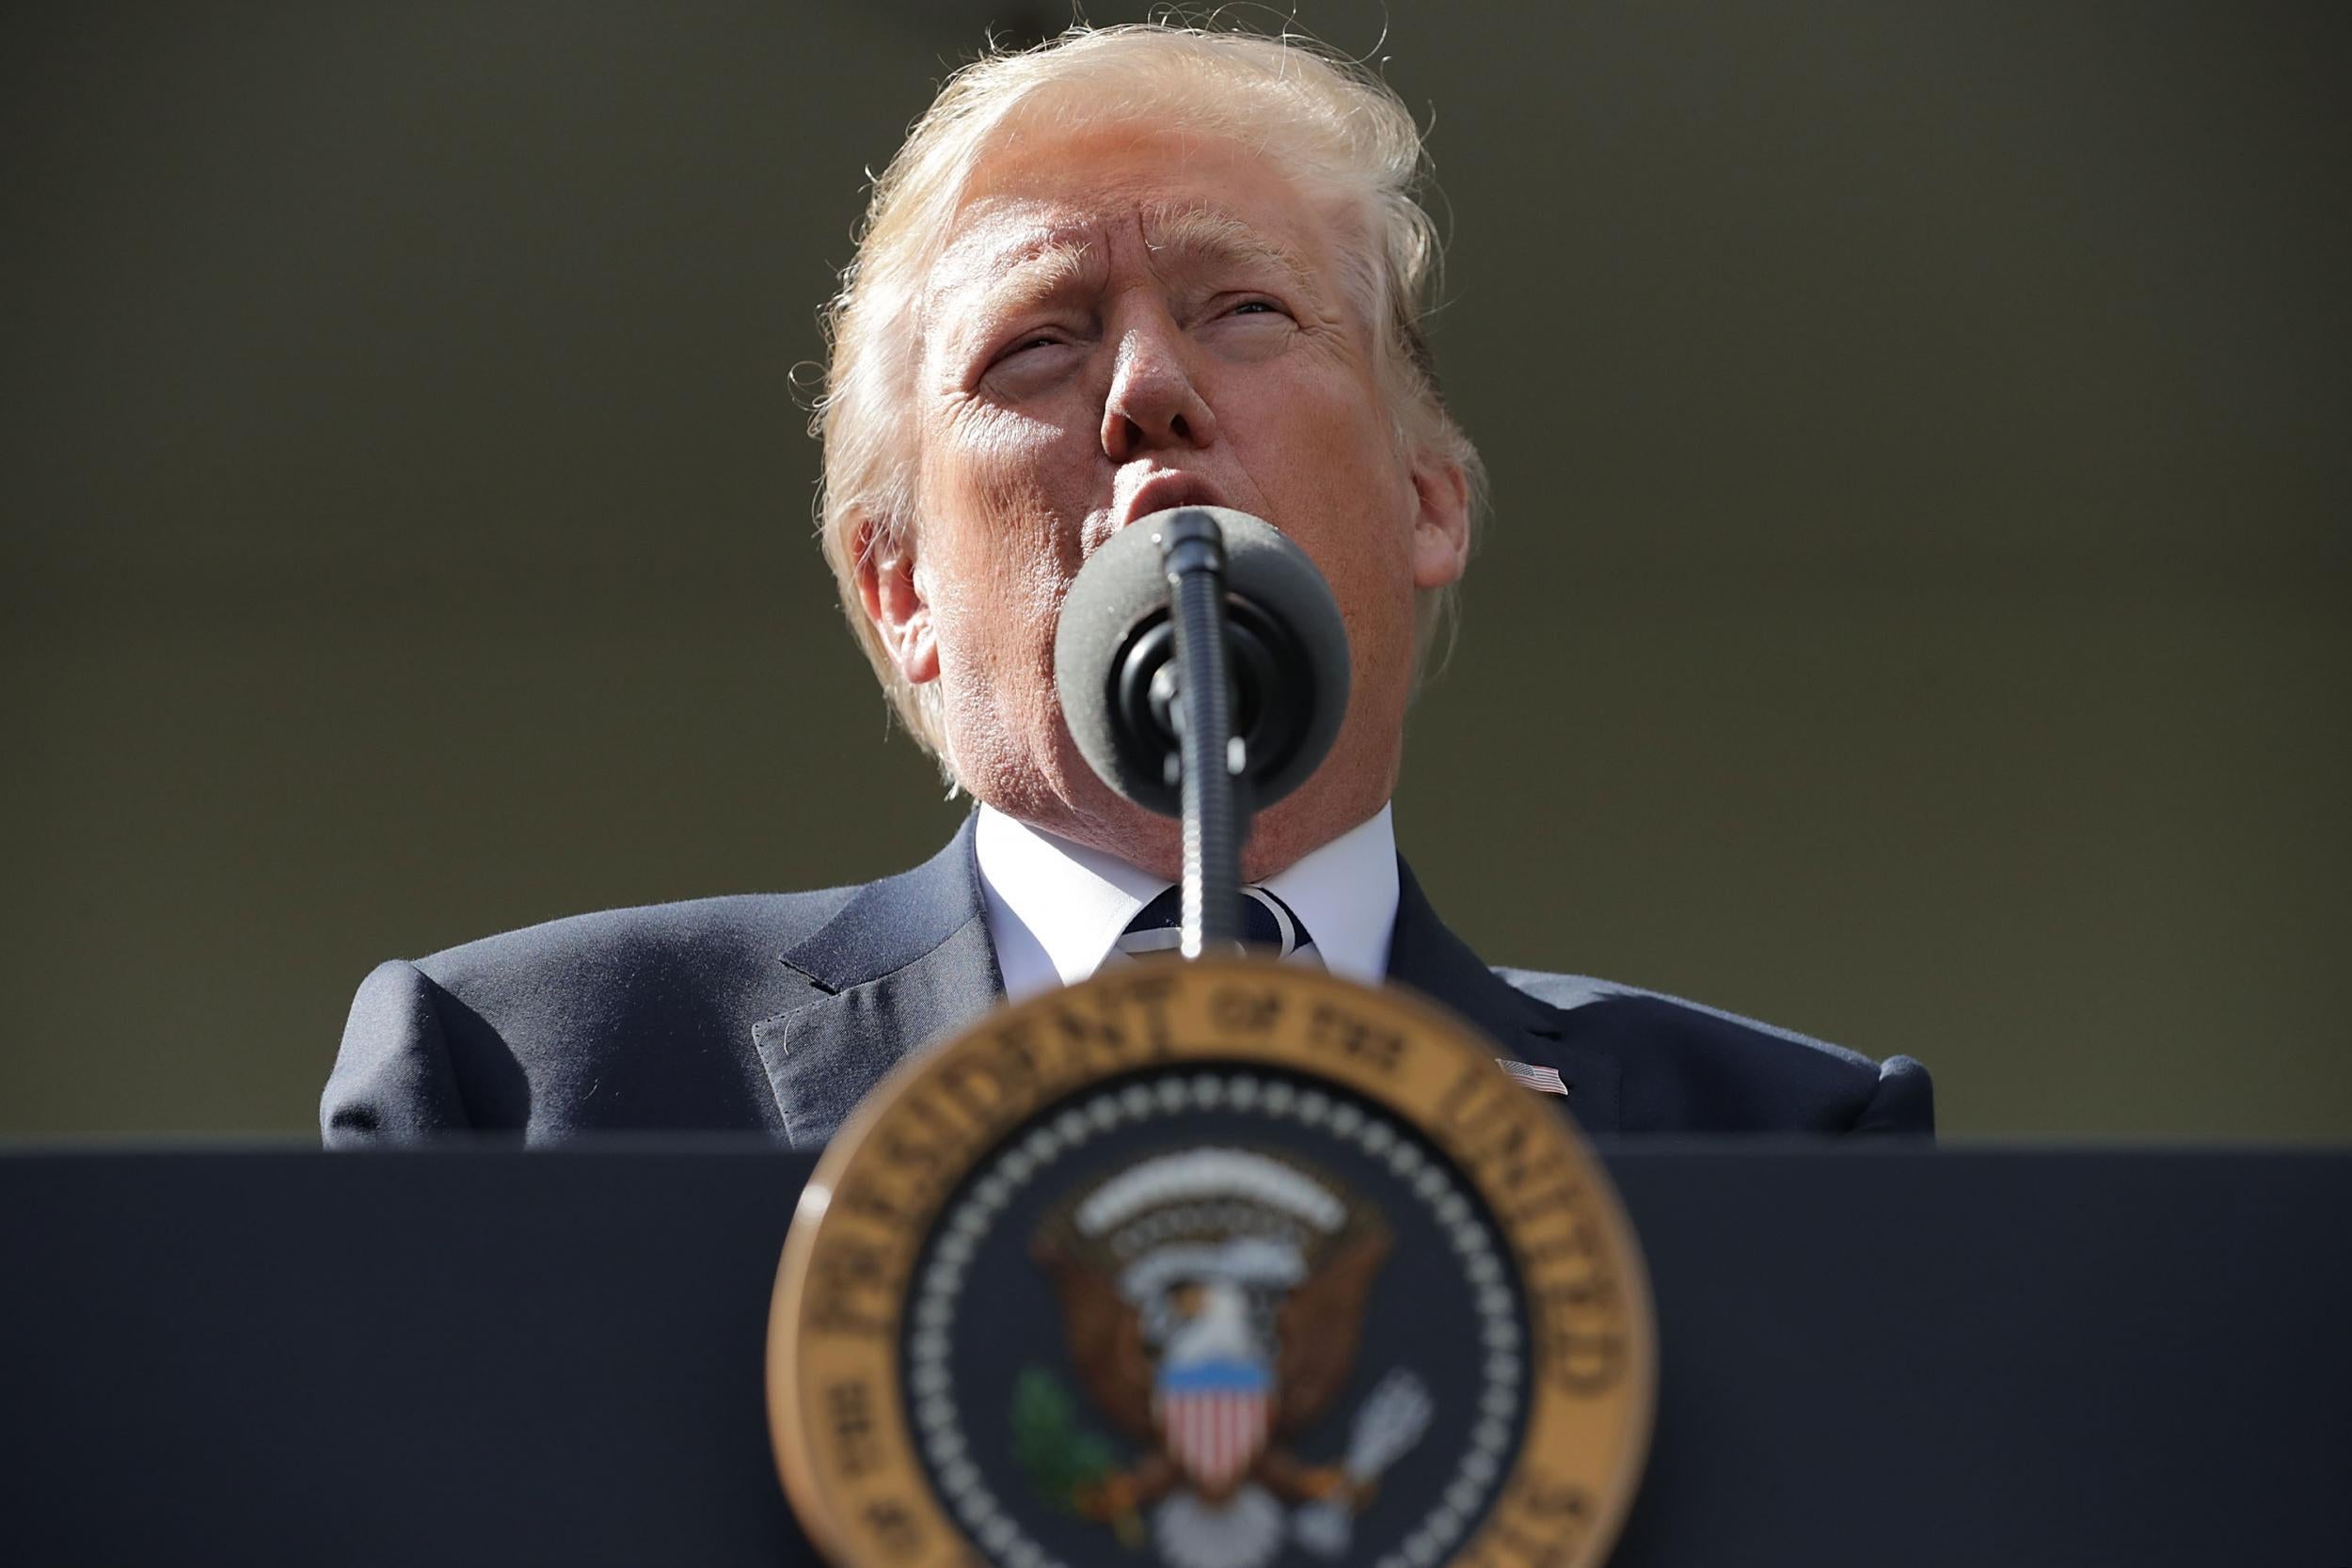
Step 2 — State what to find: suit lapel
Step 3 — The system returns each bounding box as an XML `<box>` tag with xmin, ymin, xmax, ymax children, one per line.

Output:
<box><xmin>1384</xmin><ymin>859</ymin><xmax>1623</xmax><ymax>1133</ymax></box>
<box><xmin>751</xmin><ymin>816</ymin><xmax>1004</xmax><ymax>1148</ymax></box>
<box><xmin>753</xmin><ymin>828</ymin><xmax>1622</xmax><ymax>1144</ymax></box>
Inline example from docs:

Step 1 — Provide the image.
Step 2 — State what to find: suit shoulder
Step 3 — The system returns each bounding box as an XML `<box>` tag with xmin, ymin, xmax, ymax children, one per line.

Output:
<box><xmin>342</xmin><ymin>887</ymin><xmax>862</xmax><ymax>1137</ymax></box>
<box><xmin>1496</xmin><ymin>968</ymin><xmax>1877</xmax><ymax>1073</ymax></box>
<box><xmin>416</xmin><ymin>887</ymin><xmax>857</xmax><ymax>990</ymax></box>
<box><xmin>399</xmin><ymin>888</ymin><xmax>855</xmax><ymax>1057</ymax></box>
<box><xmin>1495</xmin><ymin>968</ymin><xmax>1929</xmax><ymax>1132</ymax></box>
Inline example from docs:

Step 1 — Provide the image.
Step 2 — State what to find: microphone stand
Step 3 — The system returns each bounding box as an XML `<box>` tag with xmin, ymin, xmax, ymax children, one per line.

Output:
<box><xmin>1156</xmin><ymin>509</ymin><xmax>1246</xmax><ymax>958</ymax></box>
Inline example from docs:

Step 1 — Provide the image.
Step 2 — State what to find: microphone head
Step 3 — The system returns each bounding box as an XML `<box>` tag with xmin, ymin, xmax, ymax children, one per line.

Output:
<box><xmin>1055</xmin><ymin>506</ymin><xmax>1351</xmax><ymax>818</ymax></box>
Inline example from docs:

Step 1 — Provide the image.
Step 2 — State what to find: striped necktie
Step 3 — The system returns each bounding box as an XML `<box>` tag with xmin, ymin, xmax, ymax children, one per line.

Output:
<box><xmin>1111</xmin><ymin>888</ymin><xmax>1567</xmax><ymax>1100</ymax></box>
<box><xmin>1111</xmin><ymin>884</ymin><xmax>1323</xmax><ymax>967</ymax></box>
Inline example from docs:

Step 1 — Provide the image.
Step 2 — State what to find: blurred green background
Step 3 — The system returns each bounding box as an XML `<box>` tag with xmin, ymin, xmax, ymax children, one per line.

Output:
<box><xmin>3</xmin><ymin>2</ymin><xmax>2344</xmax><ymax>1139</ymax></box>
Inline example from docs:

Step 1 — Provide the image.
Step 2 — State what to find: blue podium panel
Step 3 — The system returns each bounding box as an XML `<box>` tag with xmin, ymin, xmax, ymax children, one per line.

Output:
<box><xmin>2</xmin><ymin>1146</ymin><xmax>2345</xmax><ymax>1566</ymax></box>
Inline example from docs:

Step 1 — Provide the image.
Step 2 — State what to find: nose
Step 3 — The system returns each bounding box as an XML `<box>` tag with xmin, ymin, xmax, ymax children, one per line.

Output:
<box><xmin>1100</xmin><ymin>316</ymin><xmax>1217</xmax><ymax>462</ymax></box>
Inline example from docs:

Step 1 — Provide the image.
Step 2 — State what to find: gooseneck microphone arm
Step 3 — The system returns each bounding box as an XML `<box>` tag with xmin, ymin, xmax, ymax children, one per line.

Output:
<box><xmin>1158</xmin><ymin>509</ymin><xmax>1245</xmax><ymax>957</ymax></box>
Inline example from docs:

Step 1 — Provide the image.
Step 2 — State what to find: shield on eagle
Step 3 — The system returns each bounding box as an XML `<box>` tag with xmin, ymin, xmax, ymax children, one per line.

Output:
<box><xmin>1154</xmin><ymin>1354</ymin><xmax>1273</xmax><ymax>1497</ymax></box>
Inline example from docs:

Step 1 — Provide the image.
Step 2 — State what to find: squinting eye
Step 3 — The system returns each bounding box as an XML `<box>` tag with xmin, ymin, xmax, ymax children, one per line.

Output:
<box><xmin>984</xmin><ymin>335</ymin><xmax>1069</xmax><ymax>379</ymax></box>
<box><xmin>981</xmin><ymin>330</ymin><xmax>1082</xmax><ymax>391</ymax></box>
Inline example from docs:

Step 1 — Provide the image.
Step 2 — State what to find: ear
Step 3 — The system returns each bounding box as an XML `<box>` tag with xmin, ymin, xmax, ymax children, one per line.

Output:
<box><xmin>851</xmin><ymin>516</ymin><xmax>940</xmax><ymax>686</ymax></box>
<box><xmin>1406</xmin><ymin>451</ymin><xmax>1471</xmax><ymax>592</ymax></box>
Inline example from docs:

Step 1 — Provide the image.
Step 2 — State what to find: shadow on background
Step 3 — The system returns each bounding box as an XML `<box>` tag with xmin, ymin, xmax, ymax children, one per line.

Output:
<box><xmin>2</xmin><ymin>0</ymin><xmax>2345</xmax><ymax>1137</ymax></box>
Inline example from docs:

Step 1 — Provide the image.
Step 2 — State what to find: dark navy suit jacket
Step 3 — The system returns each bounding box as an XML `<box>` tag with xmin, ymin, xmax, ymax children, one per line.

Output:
<box><xmin>323</xmin><ymin>817</ymin><xmax>1932</xmax><ymax>1147</ymax></box>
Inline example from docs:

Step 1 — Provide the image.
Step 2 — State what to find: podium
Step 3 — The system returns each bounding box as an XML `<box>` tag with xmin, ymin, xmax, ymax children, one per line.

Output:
<box><xmin>3</xmin><ymin>1146</ymin><xmax>2345</xmax><ymax>1564</ymax></box>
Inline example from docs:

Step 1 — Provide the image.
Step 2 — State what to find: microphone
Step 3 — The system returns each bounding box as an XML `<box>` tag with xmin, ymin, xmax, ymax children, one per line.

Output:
<box><xmin>1055</xmin><ymin>506</ymin><xmax>1351</xmax><ymax>821</ymax></box>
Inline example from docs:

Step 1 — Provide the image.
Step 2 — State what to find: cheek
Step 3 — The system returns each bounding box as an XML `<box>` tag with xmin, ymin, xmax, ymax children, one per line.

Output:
<box><xmin>926</xmin><ymin>517</ymin><xmax>1064</xmax><ymax>662</ymax></box>
<box><xmin>1226</xmin><ymin>351</ymin><xmax>1407</xmax><ymax>505</ymax></box>
<box><xmin>930</xmin><ymin>402</ymin><xmax>1097</xmax><ymax>535</ymax></box>
<box><xmin>921</xmin><ymin>413</ymin><xmax>1095</xmax><ymax>669</ymax></box>
<box><xmin>1273</xmin><ymin>431</ymin><xmax>1422</xmax><ymax>685</ymax></box>
<box><xmin>1245</xmin><ymin>394</ymin><xmax>1419</xmax><ymax>578</ymax></box>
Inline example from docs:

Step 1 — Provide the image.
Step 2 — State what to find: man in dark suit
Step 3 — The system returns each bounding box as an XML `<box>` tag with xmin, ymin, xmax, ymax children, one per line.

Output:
<box><xmin>325</xmin><ymin>23</ymin><xmax>1931</xmax><ymax>1147</ymax></box>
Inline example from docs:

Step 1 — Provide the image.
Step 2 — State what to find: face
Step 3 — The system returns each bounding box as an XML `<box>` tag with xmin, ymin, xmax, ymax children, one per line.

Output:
<box><xmin>857</xmin><ymin>120</ymin><xmax>1470</xmax><ymax>880</ymax></box>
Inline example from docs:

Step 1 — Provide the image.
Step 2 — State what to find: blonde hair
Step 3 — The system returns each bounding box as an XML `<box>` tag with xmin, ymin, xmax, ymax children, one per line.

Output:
<box><xmin>813</xmin><ymin>21</ymin><xmax>1485</xmax><ymax>765</ymax></box>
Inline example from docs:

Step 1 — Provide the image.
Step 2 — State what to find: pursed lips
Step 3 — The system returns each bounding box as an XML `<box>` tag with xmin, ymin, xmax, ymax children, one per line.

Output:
<box><xmin>1113</xmin><ymin>469</ymin><xmax>1231</xmax><ymax>531</ymax></box>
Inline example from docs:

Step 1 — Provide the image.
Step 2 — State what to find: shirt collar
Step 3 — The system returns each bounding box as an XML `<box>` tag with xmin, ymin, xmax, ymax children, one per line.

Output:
<box><xmin>973</xmin><ymin>802</ymin><xmax>1400</xmax><ymax>1000</ymax></box>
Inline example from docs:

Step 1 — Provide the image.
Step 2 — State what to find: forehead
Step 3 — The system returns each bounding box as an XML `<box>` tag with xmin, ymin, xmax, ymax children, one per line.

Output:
<box><xmin>923</xmin><ymin>123</ymin><xmax>1344</xmax><ymax>309</ymax></box>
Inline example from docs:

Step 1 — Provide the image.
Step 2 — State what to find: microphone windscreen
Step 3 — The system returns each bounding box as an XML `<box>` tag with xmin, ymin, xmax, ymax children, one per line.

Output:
<box><xmin>1055</xmin><ymin>506</ymin><xmax>1351</xmax><ymax>816</ymax></box>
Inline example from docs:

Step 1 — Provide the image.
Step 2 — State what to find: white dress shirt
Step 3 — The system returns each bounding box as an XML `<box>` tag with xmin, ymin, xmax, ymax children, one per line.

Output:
<box><xmin>973</xmin><ymin>803</ymin><xmax>1401</xmax><ymax>1002</ymax></box>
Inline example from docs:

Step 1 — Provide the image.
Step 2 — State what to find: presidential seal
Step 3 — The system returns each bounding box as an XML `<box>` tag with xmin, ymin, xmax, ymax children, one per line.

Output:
<box><xmin>768</xmin><ymin>961</ymin><xmax>1655</xmax><ymax>1568</ymax></box>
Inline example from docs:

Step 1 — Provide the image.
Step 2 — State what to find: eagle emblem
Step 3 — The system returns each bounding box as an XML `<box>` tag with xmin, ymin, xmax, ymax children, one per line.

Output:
<box><xmin>1021</xmin><ymin>1147</ymin><xmax>1435</xmax><ymax>1568</ymax></box>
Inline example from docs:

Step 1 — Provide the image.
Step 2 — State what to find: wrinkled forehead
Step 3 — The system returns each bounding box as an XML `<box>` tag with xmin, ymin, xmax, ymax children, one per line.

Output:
<box><xmin>926</xmin><ymin>198</ymin><xmax>1327</xmax><ymax>314</ymax></box>
<box><xmin>915</xmin><ymin>121</ymin><xmax>1355</xmax><ymax>329</ymax></box>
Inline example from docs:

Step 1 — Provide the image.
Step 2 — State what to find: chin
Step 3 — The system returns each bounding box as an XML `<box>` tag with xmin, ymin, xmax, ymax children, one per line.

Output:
<box><xmin>961</xmin><ymin>716</ymin><xmax>1391</xmax><ymax>886</ymax></box>
<box><xmin>1238</xmin><ymin>780</ymin><xmax>1365</xmax><ymax>882</ymax></box>
<box><xmin>1053</xmin><ymin>791</ymin><xmax>1342</xmax><ymax>886</ymax></box>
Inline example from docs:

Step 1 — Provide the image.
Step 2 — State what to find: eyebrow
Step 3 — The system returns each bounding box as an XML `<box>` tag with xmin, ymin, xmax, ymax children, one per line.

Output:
<box><xmin>1136</xmin><ymin>203</ymin><xmax>1327</xmax><ymax>305</ymax></box>
<box><xmin>969</xmin><ymin>234</ymin><xmax>1104</xmax><ymax>319</ymax></box>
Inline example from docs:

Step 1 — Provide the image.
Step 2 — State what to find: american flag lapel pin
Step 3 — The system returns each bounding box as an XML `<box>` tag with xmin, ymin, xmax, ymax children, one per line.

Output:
<box><xmin>1497</xmin><ymin>1058</ymin><xmax>1570</xmax><ymax>1096</ymax></box>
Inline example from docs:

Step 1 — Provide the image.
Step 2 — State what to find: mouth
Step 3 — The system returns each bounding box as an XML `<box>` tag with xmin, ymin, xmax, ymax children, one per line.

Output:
<box><xmin>1114</xmin><ymin>469</ymin><xmax>1231</xmax><ymax>531</ymax></box>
